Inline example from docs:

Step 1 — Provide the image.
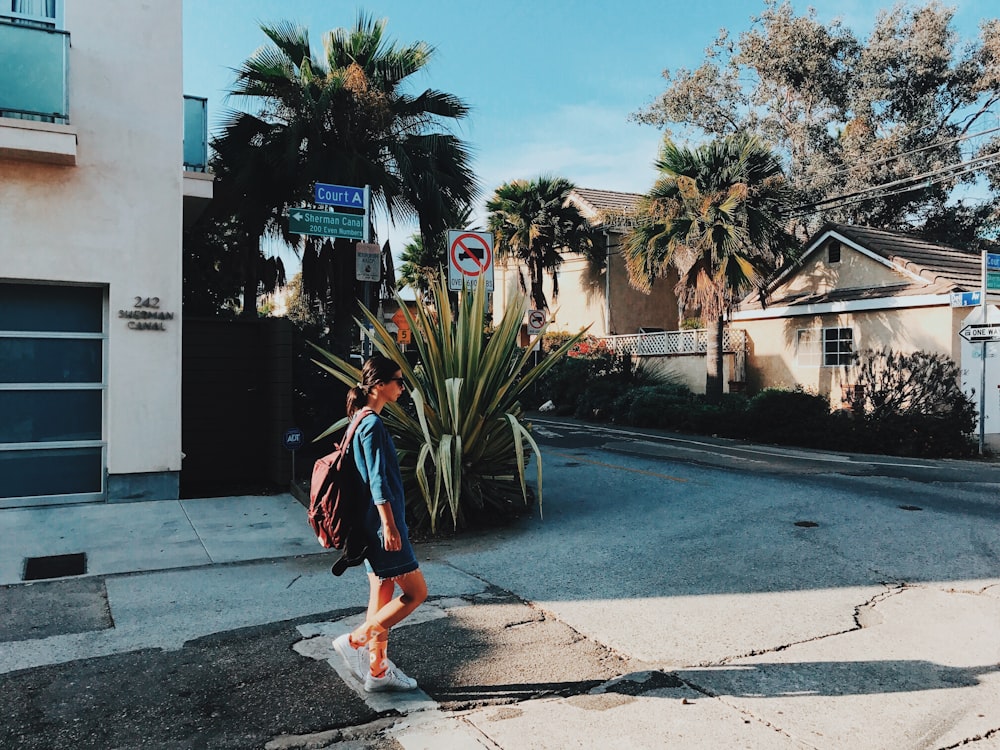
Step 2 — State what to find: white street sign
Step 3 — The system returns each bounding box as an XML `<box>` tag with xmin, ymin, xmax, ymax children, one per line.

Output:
<box><xmin>959</xmin><ymin>323</ymin><xmax>1000</xmax><ymax>343</ymax></box>
<box><xmin>355</xmin><ymin>242</ymin><xmax>380</xmax><ymax>282</ymax></box>
<box><xmin>526</xmin><ymin>309</ymin><xmax>545</xmax><ymax>335</ymax></box>
<box><xmin>448</xmin><ymin>230</ymin><xmax>494</xmax><ymax>292</ymax></box>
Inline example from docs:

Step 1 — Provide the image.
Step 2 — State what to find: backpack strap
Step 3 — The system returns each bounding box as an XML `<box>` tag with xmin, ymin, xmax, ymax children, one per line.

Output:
<box><xmin>340</xmin><ymin>407</ymin><xmax>375</xmax><ymax>451</ymax></box>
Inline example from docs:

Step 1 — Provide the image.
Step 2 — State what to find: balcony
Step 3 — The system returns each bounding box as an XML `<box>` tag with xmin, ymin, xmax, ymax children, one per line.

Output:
<box><xmin>183</xmin><ymin>95</ymin><xmax>208</xmax><ymax>172</ymax></box>
<box><xmin>183</xmin><ymin>95</ymin><xmax>213</xmax><ymax>225</ymax></box>
<box><xmin>0</xmin><ymin>19</ymin><xmax>75</xmax><ymax>164</ymax></box>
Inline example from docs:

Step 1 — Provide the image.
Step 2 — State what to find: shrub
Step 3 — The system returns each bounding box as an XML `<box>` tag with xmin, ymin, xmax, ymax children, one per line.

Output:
<box><xmin>312</xmin><ymin>279</ymin><xmax>586</xmax><ymax>533</ymax></box>
<box><xmin>534</xmin><ymin>342</ymin><xmax>652</xmax><ymax>418</ymax></box>
<box><xmin>622</xmin><ymin>384</ymin><xmax>699</xmax><ymax>429</ymax></box>
<box><xmin>846</xmin><ymin>349</ymin><xmax>976</xmax><ymax>457</ymax></box>
<box><xmin>743</xmin><ymin>387</ymin><xmax>831</xmax><ymax>446</ymax></box>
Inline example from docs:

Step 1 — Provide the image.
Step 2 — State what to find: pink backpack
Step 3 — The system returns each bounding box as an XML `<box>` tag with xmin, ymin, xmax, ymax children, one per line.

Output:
<box><xmin>308</xmin><ymin>408</ymin><xmax>373</xmax><ymax>549</ymax></box>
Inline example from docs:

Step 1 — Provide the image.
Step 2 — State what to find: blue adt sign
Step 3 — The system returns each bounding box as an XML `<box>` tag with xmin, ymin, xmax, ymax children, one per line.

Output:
<box><xmin>314</xmin><ymin>183</ymin><xmax>365</xmax><ymax>209</ymax></box>
<box><xmin>283</xmin><ymin>428</ymin><xmax>304</xmax><ymax>451</ymax></box>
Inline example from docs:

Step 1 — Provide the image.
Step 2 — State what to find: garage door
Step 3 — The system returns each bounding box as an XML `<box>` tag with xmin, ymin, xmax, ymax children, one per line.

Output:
<box><xmin>0</xmin><ymin>283</ymin><xmax>106</xmax><ymax>508</ymax></box>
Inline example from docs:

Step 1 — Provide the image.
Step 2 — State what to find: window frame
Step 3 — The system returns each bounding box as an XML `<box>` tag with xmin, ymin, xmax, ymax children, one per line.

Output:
<box><xmin>0</xmin><ymin>283</ymin><xmax>107</xmax><ymax>508</ymax></box>
<box><xmin>1</xmin><ymin>1</ymin><xmax>63</xmax><ymax>29</ymax></box>
<box><xmin>796</xmin><ymin>327</ymin><xmax>855</xmax><ymax>368</ymax></box>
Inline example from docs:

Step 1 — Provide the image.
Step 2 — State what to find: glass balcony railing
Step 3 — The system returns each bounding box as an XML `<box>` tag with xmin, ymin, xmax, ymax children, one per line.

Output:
<box><xmin>0</xmin><ymin>20</ymin><xmax>69</xmax><ymax>124</ymax></box>
<box><xmin>183</xmin><ymin>95</ymin><xmax>208</xmax><ymax>172</ymax></box>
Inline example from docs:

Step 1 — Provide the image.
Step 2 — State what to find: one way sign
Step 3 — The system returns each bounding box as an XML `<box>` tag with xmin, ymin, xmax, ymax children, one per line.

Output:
<box><xmin>959</xmin><ymin>324</ymin><xmax>1000</xmax><ymax>342</ymax></box>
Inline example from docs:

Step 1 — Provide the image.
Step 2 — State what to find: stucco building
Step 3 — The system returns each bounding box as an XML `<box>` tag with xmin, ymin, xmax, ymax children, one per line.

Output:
<box><xmin>0</xmin><ymin>1</ymin><xmax>212</xmax><ymax>507</ymax></box>
<box><xmin>494</xmin><ymin>188</ymin><xmax>682</xmax><ymax>337</ymax></box>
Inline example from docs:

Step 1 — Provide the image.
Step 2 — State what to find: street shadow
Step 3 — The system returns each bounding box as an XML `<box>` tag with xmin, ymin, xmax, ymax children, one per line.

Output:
<box><xmin>678</xmin><ymin>660</ymin><xmax>1000</xmax><ymax>697</ymax></box>
<box><xmin>432</xmin><ymin>679</ymin><xmax>610</xmax><ymax>703</ymax></box>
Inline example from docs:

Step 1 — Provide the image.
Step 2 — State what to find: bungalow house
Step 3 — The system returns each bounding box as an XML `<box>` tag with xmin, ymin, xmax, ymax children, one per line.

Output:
<box><xmin>730</xmin><ymin>223</ymin><xmax>1000</xmax><ymax>446</ymax></box>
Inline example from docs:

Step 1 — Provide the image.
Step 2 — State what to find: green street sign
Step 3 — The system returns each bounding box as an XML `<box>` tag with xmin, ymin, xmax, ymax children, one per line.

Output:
<box><xmin>988</xmin><ymin>270</ymin><xmax>1000</xmax><ymax>292</ymax></box>
<box><xmin>287</xmin><ymin>208</ymin><xmax>364</xmax><ymax>240</ymax></box>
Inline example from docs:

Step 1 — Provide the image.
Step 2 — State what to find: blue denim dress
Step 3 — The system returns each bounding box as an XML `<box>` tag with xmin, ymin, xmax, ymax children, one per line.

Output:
<box><xmin>351</xmin><ymin>412</ymin><xmax>419</xmax><ymax>580</ymax></box>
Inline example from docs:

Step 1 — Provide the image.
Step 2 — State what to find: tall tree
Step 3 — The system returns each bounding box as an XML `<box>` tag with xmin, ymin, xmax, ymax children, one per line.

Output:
<box><xmin>633</xmin><ymin>1</ymin><xmax>1000</xmax><ymax>243</ymax></box>
<box><xmin>486</xmin><ymin>177</ymin><xmax>596</xmax><ymax>311</ymax></box>
<box><xmin>212</xmin><ymin>14</ymin><xmax>477</xmax><ymax>348</ymax></box>
<box><xmin>624</xmin><ymin>134</ymin><xmax>799</xmax><ymax>402</ymax></box>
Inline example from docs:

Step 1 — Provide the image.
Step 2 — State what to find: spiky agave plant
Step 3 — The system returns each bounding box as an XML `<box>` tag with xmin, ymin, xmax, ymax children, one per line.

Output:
<box><xmin>311</xmin><ymin>277</ymin><xmax>587</xmax><ymax>533</ymax></box>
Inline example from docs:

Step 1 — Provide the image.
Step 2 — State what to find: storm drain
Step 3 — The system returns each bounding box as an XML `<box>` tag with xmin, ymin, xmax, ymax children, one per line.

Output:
<box><xmin>794</xmin><ymin>520</ymin><xmax>819</xmax><ymax>528</ymax></box>
<box><xmin>899</xmin><ymin>505</ymin><xmax>923</xmax><ymax>512</ymax></box>
<box><xmin>23</xmin><ymin>552</ymin><xmax>87</xmax><ymax>581</ymax></box>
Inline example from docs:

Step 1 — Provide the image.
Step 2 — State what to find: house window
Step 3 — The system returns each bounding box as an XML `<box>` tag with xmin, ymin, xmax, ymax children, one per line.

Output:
<box><xmin>828</xmin><ymin>241</ymin><xmax>841</xmax><ymax>264</ymax></box>
<box><xmin>797</xmin><ymin>327</ymin><xmax>854</xmax><ymax>367</ymax></box>
<box><xmin>1</xmin><ymin>0</ymin><xmax>60</xmax><ymax>27</ymax></box>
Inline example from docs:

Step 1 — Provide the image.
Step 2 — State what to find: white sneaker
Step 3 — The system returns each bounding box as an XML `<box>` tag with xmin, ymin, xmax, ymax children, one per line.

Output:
<box><xmin>385</xmin><ymin>658</ymin><xmax>414</xmax><ymax>684</ymax></box>
<box><xmin>364</xmin><ymin>665</ymin><xmax>418</xmax><ymax>692</ymax></box>
<box><xmin>332</xmin><ymin>634</ymin><xmax>367</xmax><ymax>682</ymax></box>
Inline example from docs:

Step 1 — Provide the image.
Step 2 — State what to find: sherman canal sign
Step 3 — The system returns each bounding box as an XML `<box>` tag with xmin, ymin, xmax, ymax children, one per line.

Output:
<box><xmin>287</xmin><ymin>208</ymin><xmax>364</xmax><ymax>240</ymax></box>
<box><xmin>988</xmin><ymin>253</ymin><xmax>1000</xmax><ymax>293</ymax></box>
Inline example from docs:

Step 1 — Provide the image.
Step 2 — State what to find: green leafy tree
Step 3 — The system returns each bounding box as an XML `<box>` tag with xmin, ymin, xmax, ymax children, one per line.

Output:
<box><xmin>183</xmin><ymin>204</ymin><xmax>285</xmax><ymax>318</ymax></box>
<box><xmin>486</xmin><ymin>176</ymin><xmax>597</xmax><ymax>311</ymax></box>
<box><xmin>213</xmin><ymin>14</ymin><xmax>477</xmax><ymax>349</ymax></box>
<box><xmin>311</xmin><ymin>278</ymin><xmax>586</xmax><ymax>533</ymax></box>
<box><xmin>624</xmin><ymin>133</ymin><xmax>799</xmax><ymax>402</ymax></box>
<box><xmin>634</xmin><ymin>1</ymin><xmax>1000</xmax><ymax>242</ymax></box>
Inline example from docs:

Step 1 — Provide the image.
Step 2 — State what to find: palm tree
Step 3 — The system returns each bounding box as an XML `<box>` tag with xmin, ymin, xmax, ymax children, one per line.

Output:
<box><xmin>212</xmin><ymin>14</ymin><xmax>477</xmax><ymax>348</ymax></box>
<box><xmin>486</xmin><ymin>176</ymin><xmax>596</xmax><ymax>311</ymax></box>
<box><xmin>624</xmin><ymin>134</ymin><xmax>799</xmax><ymax>402</ymax></box>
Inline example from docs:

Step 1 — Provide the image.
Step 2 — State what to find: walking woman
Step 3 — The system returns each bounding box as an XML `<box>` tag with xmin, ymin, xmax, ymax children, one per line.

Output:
<box><xmin>333</xmin><ymin>354</ymin><xmax>428</xmax><ymax>692</ymax></box>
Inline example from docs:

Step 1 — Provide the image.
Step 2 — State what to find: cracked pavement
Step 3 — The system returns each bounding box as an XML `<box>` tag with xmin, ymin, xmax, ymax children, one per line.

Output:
<box><xmin>2</xmin><ymin>420</ymin><xmax>1000</xmax><ymax>749</ymax></box>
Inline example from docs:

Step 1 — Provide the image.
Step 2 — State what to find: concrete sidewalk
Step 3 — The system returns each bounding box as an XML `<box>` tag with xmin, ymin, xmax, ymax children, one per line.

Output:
<box><xmin>0</xmin><ymin>493</ymin><xmax>321</xmax><ymax>586</ymax></box>
<box><xmin>3</xmin><ymin>438</ymin><xmax>1000</xmax><ymax>749</ymax></box>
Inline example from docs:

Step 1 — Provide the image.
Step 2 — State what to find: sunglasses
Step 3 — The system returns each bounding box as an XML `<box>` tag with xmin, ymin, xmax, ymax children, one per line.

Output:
<box><xmin>387</xmin><ymin>377</ymin><xmax>407</xmax><ymax>388</ymax></box>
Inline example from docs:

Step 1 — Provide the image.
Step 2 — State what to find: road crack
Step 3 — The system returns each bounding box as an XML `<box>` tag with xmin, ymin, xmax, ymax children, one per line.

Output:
<box><xmin>936</xmin><ymin>725</ymin><xmax>1000</xmax><ymax>749</ymax></box>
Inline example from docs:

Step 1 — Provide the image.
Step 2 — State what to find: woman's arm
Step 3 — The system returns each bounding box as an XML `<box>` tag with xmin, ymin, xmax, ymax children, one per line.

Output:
<box><xmin>376</xmin><ymin>502</ymin><xmax>401</xmax><ymax>551</ymax></box>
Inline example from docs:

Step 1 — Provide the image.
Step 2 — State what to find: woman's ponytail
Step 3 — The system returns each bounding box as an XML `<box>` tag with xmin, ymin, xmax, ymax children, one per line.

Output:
<box><xmin>345</xmin><ymin>353</ymin><xmax>400</xmax><ymax>417</ymax></box>
<box><xmin>346</xmin><ymin>383</ymin><xmax>369</xmax><ymax>418</ymax></box>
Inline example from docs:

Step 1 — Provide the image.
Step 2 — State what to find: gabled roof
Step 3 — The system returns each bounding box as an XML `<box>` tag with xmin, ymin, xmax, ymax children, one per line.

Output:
<box><xmin>568</xmin><ymin>188</ymin><xmax>643</xmax><ymax>226</ymax></box>
<box><xmin>829</xmin><ymin>223</ymin><xmax>982</xmax><ymax>289</ymax></box>
<box><xmin>741</xmin><ymin>223</ymin><xmax>982</xmax><ymax>311</ymax></box>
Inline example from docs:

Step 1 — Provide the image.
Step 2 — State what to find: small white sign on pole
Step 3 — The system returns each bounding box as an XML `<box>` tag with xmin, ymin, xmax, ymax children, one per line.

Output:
<box><xmin>526</xmin><ymin>309</ymin><xmax>545</xmax><ymax>336</ymax></box>
<box><xmin>355</xmin><ymin>242</ymin><xmax>381</xmax><ymax>282</ymax></box>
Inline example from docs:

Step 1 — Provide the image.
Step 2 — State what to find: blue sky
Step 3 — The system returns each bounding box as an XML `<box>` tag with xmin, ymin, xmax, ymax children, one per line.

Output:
<box><xmin>183</xmin><ymin>1</ymin><xmax>995</xmax><ymax>270</ymax></box>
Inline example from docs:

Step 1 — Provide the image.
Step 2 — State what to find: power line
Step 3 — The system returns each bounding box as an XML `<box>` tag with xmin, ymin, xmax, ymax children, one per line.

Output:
<box><xmin>799</xmin><ymin>124</ymin><xmax>1000</xmax><ymax>184</ymax></box>
<box><xmin>786</xmin><ymin>150</ymin><xmax>1000</xmax><ymax>216</ymax></box>
<box><xmin>785</xmin><ymin>156</ymin><xmax>1000</xmax><ymax>218</ymax></box>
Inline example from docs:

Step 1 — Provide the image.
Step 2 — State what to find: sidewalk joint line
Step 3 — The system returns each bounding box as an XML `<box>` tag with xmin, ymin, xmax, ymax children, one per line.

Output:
<box><xmin>177</xmin><ymin>500</ymin><xmax>214</xmax><ymax>564</ymax></box>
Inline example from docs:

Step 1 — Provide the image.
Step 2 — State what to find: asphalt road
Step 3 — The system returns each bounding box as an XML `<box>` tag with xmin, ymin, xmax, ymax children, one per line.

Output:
<box><xmin>2</xmin><ymin>418</ymin><xmax>999</xmax><ymax>749</ymax></box>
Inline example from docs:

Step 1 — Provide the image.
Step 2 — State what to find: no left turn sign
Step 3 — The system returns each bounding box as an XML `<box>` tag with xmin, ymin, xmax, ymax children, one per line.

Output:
<box><xmin>448</xmin><ymin>230</ymin><xmax>494</xmax><ymax>292</ymax></box>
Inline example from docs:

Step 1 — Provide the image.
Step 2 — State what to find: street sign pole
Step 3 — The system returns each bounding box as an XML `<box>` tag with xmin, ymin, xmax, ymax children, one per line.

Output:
<box><xmin>363</xmin><ymin>185</ymin><xmax>371</xmax><ymax>243</ymax></box>
<box><xmin>365</xmin><ymin>185</ymin><xmax>373</xmax><ymax>357</ymax></box>
<box><xmin>981</xmin><ymin>251</ymin><xmax>988</xmax><ymax>454</ymax></box>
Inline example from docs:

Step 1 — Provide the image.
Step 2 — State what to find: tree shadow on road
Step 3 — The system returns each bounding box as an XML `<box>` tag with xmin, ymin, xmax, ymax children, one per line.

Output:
<box><xmin>677</xmin><ymin>660</ymin><xmax>1000</xmax><ymax>697</ymax></box>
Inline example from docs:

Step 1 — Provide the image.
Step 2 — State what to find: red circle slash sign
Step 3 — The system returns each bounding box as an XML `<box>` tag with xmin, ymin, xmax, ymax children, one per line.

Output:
<box><xmin>450</xmin><ymin>233</ymin><xmax>492</xmax><ymax>277</ymax></box>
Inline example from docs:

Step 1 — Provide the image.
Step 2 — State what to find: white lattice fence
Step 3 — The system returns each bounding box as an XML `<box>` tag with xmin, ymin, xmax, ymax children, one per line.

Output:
<box><xmin>601</xmin><ymin>328</ymin><xmax>748</xmax><ymax>381</ymax></box>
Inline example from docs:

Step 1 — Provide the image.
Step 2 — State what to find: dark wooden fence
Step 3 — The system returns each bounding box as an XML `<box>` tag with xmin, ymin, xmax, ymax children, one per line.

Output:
<box><xmin>181</xmin><ymin>317</ymin><xmax>294</xmax><ymax>497</ymax></box>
